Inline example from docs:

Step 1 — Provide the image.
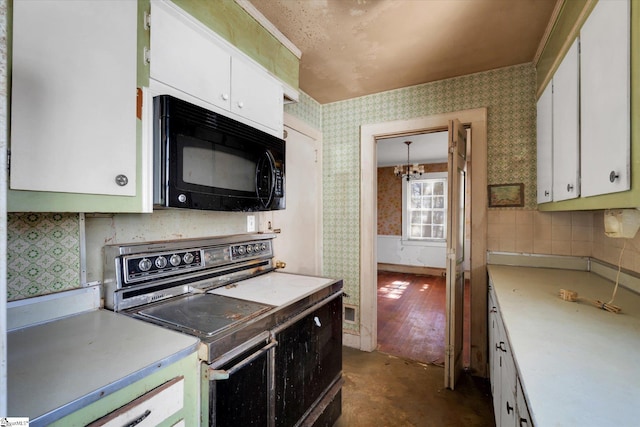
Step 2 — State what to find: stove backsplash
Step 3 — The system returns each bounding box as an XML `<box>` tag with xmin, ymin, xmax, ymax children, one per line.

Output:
<box><xmin>7</xmin><ymin>210</ymin><xmax>267</xmax><ymax>302</ymax></box>
<box><xmin>7</xmin><ymin>213</ymin><xmax>81</xmax><ymax>301</ymax></box>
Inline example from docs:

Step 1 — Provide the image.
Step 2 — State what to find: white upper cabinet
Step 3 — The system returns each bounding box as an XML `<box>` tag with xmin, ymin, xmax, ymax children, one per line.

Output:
<box><xmin>150</xmin><ymin>2</ymin><xmax>232</xmax><ymax>112</ymax></box>
<box><xmin>536</xmin><ymin>82</ymin><xmax>553</xmax><ymax>203</ymax></box>
<box><xmin>231</xmin><ymin>58</ymin><xmax>284</xmax><ymax>133</ymax></box>
<box><xmin>11</xmin><ymin>0</ymin><xmax>137</xmax><ymax>196</ymax></box>
<box><xmin>551</xmin><ymin>39</ymin><xmax>580</xmax><ymax>202</ymax></box>
<box><xmin>149</xmin><ymin>0</ymin><xmax>284</xmax><ymax>136</ymax></box>
<box><xmin>580</xmin><ymin>0</ymin><xmax>630</xmax><ymax>197</ymax></box>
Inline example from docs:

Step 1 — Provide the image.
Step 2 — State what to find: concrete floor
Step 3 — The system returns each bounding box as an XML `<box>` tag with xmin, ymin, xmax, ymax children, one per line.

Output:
<box><xmin>334</xmin><ymin>347</ymin><xmax>495</xmax><ymax>427</ymax></box>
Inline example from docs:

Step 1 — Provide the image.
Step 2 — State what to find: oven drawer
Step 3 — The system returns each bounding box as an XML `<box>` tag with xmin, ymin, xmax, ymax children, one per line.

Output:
<box><xmin>87</xmin><ymin>376</ymin><xmax>184</xmax><ymax>426</ymax></box>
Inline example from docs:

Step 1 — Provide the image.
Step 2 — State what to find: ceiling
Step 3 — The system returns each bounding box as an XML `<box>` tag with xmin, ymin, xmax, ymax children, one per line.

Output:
<box><xmin>248</xmin><ymin>0</ymin><xmax>559</xmax><ymax>104</ymax></box>
<box><xmin>377</xmin><ymin>131</ymin><xmax>448</xmax><ymax>166</ymax></box>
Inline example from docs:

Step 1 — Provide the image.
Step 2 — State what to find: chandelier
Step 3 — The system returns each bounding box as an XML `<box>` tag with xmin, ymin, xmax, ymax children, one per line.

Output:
<box><xmin>394</xmin><ymin>141</ymin><xmax>424</xmax><ymax>181</ymax></box>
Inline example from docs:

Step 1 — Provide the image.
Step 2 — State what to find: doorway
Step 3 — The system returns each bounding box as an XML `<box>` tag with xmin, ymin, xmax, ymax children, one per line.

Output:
<box><xmin>375</xmin><ymin>131</ymin><xmax>451</xmax><ymax>365</ymax></box>
<box><xmin>359</xmin><ymin>109</ymin><xmax>489</xmax><ymax>378</ymax></box>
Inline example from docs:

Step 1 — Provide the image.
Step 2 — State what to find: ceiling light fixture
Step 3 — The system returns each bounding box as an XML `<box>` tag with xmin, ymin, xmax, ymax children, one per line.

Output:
<box><xmin>394</xmin><ymin>141</ymin><xmax>424</xmax><ymax>181</ymax></box>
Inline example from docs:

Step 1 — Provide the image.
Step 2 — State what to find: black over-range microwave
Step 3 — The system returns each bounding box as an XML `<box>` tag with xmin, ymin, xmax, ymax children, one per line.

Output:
<box><xmin>153</xmin><ymin>95</ymin><xmax>285</xmax><ymax>211</ymax></box>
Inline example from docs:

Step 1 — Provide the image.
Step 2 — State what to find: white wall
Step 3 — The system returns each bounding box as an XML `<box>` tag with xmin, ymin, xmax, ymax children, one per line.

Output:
<box><xmin>377</xmin><ymin>235</ymin><xmax>446</xmax><ymax>268</ymax></box>
<box><xmin>377</xmin><ymin>235</ymin><xmax>471</xmax><ymax>270</ymax></box>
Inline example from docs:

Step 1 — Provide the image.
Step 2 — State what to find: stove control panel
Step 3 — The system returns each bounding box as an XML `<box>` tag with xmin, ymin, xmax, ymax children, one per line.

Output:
<box><xmin>123</xmin><ymin>249</ymin><xmax>203</xmax><ymax>284</ymax></box>
<box><xmin>231</xmin><ymin>240</ymin><xmax>271</xmax><ymax>260</ymax></box>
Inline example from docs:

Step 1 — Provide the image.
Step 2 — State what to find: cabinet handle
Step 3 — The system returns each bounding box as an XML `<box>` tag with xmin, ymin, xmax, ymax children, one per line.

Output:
<box><xmin>115</xmin><ymin>174</ymin><xmax>129</xmax><ymax>187</ymax></box>
<box><xmin>490</xmin><ymin>307</ymin><xmax>497</xmax><ymax>313</ymax></box>
<box><xmin>506</xmin><ymin>401</ymin><xmax>514</xmax><ymax>414</ymax></box>
<box><xmin>566</xmin><ymin>183</ymin><xmax>574</xmax><ymax>192</ymax></box>
<box><xmin>208</xmin><ymin>338</ymin><xmax>277</xmax><ymax>380</ymax></box>
<box><xmin>519</xmin><ymin>418</ymin><xmax>529</xmax><ymax>426</ymax></box>
<box><xmin>609</xmin><ymin>171</ymin><xmax>619</xmax><ymax>183</ymax></box>
<box><xmin>221</xmin><ymin>93</ymin><xmax>229</xmax><ymax>101</ymax></box>
<box><xmin>122</xmin><ymin>409</ymin><xmax>151</xmax><ymax>427</ymax></box>
<box><xmin>496</xmin><ymin>341</ymin><xmax>506</xmax><ymax>352</ymax></box>
<box><xmin>237</xmin><ymin>101</ymin><xmax>244</xmax><ymax>109</ymax></box>
<box><xmin>544</xmin><ymin>190</ymin><xmax>549</xmax><ymax>196</ymax></box>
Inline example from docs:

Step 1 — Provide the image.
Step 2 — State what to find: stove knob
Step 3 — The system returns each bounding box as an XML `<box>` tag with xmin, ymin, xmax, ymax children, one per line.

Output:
<box><xmin>183</xmin><ymin>252</ymin><xmax>195</xmax><ymax>264</ymax></box>
<box><xmin>237</xmin><ymin>246</ymin><xmax>246</xmax><ymax>255</ymax></box>
<box><xmin>260</xmin><ymin>243</ymin><xmax>267</xmax><ymax>251</ymax></box>
<box><xmin>138</xmin><ymin>258</ymin><xmax>152</xmax><ymax>272</ymax></box>
<box><xmin>254</xmin><ymin>243</ymin><xmax>261</xmax><ymax>252</ymax></box>
<box><xmin>155</xmin><ymin>256</ymin><xmax>167</xmax><ymax>269</ymax></box>
<box><xmin>169</xmin><ymin>254</ymin><xmax>181</xmax><ymax>267</ymax></box>
<box><xmin>246</xmin><ymin>245</ymin><xmax>253</xmax><ymax>253</ymax></box>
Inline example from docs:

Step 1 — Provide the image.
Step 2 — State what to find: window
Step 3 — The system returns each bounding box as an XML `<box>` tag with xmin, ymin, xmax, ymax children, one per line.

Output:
<box><xmin>405</xmin><ymin>175</ymin><xmax>447</xmax><ymax>241</ymax></box>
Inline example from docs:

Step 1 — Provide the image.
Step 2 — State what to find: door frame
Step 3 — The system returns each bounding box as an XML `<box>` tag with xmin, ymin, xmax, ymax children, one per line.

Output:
<box><xmin>282</xmin><ymin>112</ymin><xmax>324</xmax><ymax>274</ymax></box>
<box><xmin>358</xmin><ymin>108</ymin><xmax>488</xmax><ymax>376</ymax></box>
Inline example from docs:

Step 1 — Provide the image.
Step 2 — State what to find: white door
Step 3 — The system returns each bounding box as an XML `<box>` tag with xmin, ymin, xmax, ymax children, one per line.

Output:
<box><xmin>445</xmin><ymin>119</ymin><xmax>467</xmax><ymax>389</ymax></box>
<box><xmin>270</xmin><ymin>125</ymin><xmax>322</xmax><ymax>275</ymax></box>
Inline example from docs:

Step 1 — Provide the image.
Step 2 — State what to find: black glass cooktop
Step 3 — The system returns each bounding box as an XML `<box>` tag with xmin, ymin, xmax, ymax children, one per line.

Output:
<box><xmin>137</xmin><ymin>293</ymin><xmax>273</xmax><ymax>337</ymax></box>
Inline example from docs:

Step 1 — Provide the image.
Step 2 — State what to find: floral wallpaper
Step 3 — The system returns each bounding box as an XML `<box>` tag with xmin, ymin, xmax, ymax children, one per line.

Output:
<box><xmin>284</xmin><ymin>90</ymin><xmax>322</xmax><ymax>130</ymax></box>
<box><xmin>7</xmin><ymin>213</ymin><xmax>81</xmax><ymax>301</ymax></box>
<box><xmin>378</xmin><ymin>163</ymin><xmax>447</xmax><ymax>236</ymax></box>
<box><xmin>321</xmin><ymin>63</ymin><xmax>537</xmax><ymax>332</ymax></box>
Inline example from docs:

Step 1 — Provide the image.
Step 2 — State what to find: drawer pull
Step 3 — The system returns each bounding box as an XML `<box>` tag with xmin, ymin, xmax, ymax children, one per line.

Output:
<box><xmin>123</xmin><ymin>409</ymin><xmax>151</xmax><ymax>427</ymax></box>
<box><xmin>519</xmin><ymin>418</ymin><xmax>529</xmax><ymax>426</ymax></box>
<box><xmin>506</xmin><ymin>401</ymin><xmax>514</xmax><ymax>414</ymax></box>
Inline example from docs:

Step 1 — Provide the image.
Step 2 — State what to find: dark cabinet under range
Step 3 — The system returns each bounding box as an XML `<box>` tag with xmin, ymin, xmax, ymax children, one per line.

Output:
<box><xmin>206</xmin><ymin>289</ymin><xmax>343</xmax><ymax>427</ymax></box>
<box><xmin>273</xmin><ymin>294</ymin><xmax>343</xmax><ymax>427</ymax></box>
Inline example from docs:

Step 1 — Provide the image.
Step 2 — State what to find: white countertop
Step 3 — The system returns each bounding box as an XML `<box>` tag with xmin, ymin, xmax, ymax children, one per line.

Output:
<box><xmin>488</xmin><ymin>265</ymin><xmax>640</xmax><ymax>426</ymax></box>
<box><xmin>8</xmin><ymin>309</ymin><xmax>199</xmax><ymax>425</ymax></box>
<box><xmin>209</xmin><ymin>271</ymin><xmax>335</xmax><ymax>306</ymax></box>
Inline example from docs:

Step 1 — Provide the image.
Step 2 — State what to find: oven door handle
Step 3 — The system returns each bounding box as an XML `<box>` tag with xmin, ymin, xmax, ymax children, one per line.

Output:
<box><xmin>208</xmin><ymin>338</ymin><xmax>278</xmax><ymax>380</ymax></box>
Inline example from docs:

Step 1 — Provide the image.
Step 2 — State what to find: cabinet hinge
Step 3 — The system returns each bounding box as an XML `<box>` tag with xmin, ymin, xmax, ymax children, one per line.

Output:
<box><xmin>144</xmin><ymin>11</ymin><xmax>151</xmax><ymax>30</ymax></box>
<box><xmin>143</xmin><ymin>47</ymin><xmax>151</xmax><ymax>65</ymax></box>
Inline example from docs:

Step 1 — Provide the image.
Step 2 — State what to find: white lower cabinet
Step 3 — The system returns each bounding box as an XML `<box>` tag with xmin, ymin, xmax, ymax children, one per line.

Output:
<box><xmin>489</xmin><ymin>284</ymin><xmax>533</xmax><ymax>427</ymax></box>
<box><xmin>48</xmin><ymin>352</ymin><xmax>199</xmax><ymax>427</ymax></box>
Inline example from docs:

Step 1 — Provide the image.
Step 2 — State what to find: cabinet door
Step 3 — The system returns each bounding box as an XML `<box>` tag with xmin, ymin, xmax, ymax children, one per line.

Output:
<box><xmin>580</xmin><ymin>0</ymin><xmax>630</xmax><ymax>197</ymax></box>
<box><xmin>274</xmin><ymin>297</ymin><xmax>342</xmax><ymax>427</ymax></box>
<box><xmin>11</xmin><ymin>0</ymin><xmax>137</xmax><ymax>196</ymax></box>
<box><xmin>516</xmin><ymin>377</ymin><xmax>533</xmax><ymax>427</ymax></box>
<box><xmin>552</xmin><ymin>39</ymin><xmax>580</xmax><ymax>202</ymax></box>
<box><xmin>231</xmin><ymin>58</ymin><xmax>284</xmax><ymax>133</ymax></box>
<box><xmin>499</xmin><ymin>329</ymin><xmax>518</xmax><ymax>427</ymax></box>
<box><xmin>536</xmin><ymin>83</ymin><xmax>553</xmax><ymax>203</ymax></box>
<box><xmin>150</xmin><ymin>0</ymin><xmax>232</xmax><ymax>111</ymax></box>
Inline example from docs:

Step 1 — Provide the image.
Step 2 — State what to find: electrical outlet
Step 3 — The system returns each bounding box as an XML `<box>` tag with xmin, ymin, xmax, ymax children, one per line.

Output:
<box><xmin>247</xmin><ymin>215</ymin><xmax>256</xmax><ymax>232</ymax></box>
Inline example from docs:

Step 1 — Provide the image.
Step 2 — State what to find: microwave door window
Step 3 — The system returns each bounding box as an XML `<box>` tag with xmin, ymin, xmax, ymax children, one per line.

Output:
<box><xmin>179</xmin><ymin>136</ymin><xmax>255</xmax><ymax>193</ymax></box>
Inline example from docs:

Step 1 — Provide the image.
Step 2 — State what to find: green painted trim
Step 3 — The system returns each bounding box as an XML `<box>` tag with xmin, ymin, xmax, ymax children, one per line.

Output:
<box><xmin>538</xmin><ymin>0</ymin><xmax>639</xmax><ymax>211</ymax></box>
<box><xmin>536</xmin><ymin>0</ymin><xmax>595</xmax><ymax>94</ymax></box>
<box><xmin>48</xmin><ymin>352</ymin><xmax>200</xmax><ymax>426</ymax></box>
<box><xmin>171</xmin><ymin>0</ymin><xmax>299</xmax><ymax>90</ymax></box>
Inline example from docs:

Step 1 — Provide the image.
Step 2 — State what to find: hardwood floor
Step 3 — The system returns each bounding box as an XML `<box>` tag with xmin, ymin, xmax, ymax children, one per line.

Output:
<box><xmin>377</xmin><ymin>270</ymin><xmax>470</xmax><ymax>366</ymax></box>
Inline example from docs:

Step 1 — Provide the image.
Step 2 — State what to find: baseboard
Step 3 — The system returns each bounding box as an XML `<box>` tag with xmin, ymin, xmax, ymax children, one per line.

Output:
<box><xmin>377</xmin><ymin>263</ymin><xmax>446</xmax><ymax>277</ymax></box>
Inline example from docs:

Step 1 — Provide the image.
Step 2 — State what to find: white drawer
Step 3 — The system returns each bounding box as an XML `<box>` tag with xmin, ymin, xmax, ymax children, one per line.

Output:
<box><xmin>87</xmin><ymin>376</ymin><xmax>184</xmax><ymax>426</ymax></box>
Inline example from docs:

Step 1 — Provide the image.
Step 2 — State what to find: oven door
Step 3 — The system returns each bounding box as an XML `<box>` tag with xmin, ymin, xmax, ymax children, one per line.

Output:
<box><xmin>205</xmin><ymin>335</ymin><xmax>277</xmax><ymax>427</ymax></box>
